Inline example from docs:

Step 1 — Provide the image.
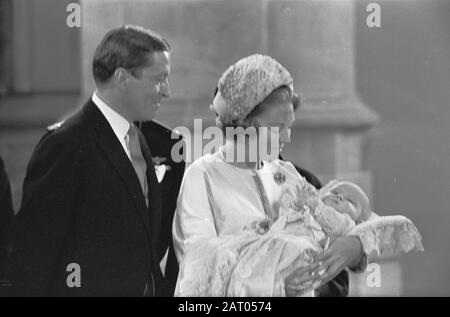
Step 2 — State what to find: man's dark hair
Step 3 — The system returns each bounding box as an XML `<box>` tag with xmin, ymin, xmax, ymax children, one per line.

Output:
<box><xmin>92</xmin><ymin>25</ymin><xmax>171</xmax><ymax>84</ymax></box>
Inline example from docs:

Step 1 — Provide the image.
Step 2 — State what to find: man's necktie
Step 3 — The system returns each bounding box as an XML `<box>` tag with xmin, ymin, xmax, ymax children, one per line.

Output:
<box><xmin>126</xmin><ymin>124</ymin><xmax>149</xmax><ymax>206</ymax></box>
<box><xmin>126</xmin><ymin>125</ymin><xmax>154</xmax><ymax>296</ymax></box>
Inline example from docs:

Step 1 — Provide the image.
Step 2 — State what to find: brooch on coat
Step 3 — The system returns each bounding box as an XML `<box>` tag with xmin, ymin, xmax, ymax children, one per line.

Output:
<box><xmin>273</xmin><ymin>170</ymin><xmax>287</xmax><ymax>185</ymax></box>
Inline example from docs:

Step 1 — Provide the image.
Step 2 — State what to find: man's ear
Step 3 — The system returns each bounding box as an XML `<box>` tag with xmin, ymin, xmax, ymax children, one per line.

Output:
<box><xmin>114</xmin><ymin>68</ymin><xmax>129</xmax><ymax>91</ymax></box>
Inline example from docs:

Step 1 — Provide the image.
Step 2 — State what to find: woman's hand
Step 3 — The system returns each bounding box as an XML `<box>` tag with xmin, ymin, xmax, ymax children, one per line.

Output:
<box><xmin>309</xmin><ymin>236</ymin><xmax>363</xmax><ymax>289</ymax></box>
<box><xmin>283</xmin><ymin>236</ymin><xmax>363</xmax><ymax>296</ymax></box>
<box><xmin>284</xmin><ymin>263</ymin><xmax>321</xmax><ymax>296</ymax></box>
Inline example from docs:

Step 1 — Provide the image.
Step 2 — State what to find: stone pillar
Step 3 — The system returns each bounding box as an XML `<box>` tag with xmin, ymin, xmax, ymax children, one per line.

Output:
<box><xmin>1</xmin><ymin>0</ymin><xmax>82</xmax><ymax>209</ymax></box>
<box><xmin>0</xmin><ymin>0</ymin><xmax>12</xmax><ymax>94</ymax></box>
<box><xmin>266</xmin><ymin>0</ymin><xmax>378</xmax><ymax>192</ymax></box>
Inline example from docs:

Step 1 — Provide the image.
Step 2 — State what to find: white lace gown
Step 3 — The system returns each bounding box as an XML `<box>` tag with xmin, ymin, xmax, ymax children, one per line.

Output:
<box><xmin>172</xmin><ymin>150</ymin><xmax>423</xmax><ymax>297</ymax></box>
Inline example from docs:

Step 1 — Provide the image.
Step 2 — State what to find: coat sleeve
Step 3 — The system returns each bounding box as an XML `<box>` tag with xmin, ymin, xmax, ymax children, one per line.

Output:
<box><xmin>0</xmin><ymin>157</ymin><xmax>14</xmax><ymax>280</ymax></box>
<box><xmin>316</xmin><ymin>270</ymin><xmax>349</xmax><ymax>297</ymax></box>
<box><xmin>159</xmin><ymin>160</ymin><xmax>185</xmax><ymax>295</ymax></box>
<box><xmin>172</xmin><ymin>162</ymin><xmax>218</xmax><ymax>264</ymax></box>
<box><xmin>8</xmin><ymin>131</ymin><xmax>84</xmax><ymax>296</ymax></box>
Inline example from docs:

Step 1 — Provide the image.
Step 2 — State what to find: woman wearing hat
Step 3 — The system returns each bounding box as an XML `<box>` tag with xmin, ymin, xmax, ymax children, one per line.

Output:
<box><xmin>172</xmin><ymin>55</ymin><xmax>422</xmax><ymax>296</ymax></box>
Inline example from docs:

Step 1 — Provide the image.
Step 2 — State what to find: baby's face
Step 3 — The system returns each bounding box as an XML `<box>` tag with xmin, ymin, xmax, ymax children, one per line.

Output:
<box><xmin>321</xmin><ymin>188</ymin><xmax>360</xmax><ymax>220</ymax></box>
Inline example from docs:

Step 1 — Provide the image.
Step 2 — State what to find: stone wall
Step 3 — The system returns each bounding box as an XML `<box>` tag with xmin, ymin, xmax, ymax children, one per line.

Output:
<box><xmin>0</xmin><ymin>0</ymin><xmax>400</xmax><ymax>295</ymax></box>
<box><xmin>80</xmin><ymin>0</ymin><xmax>378</xmax><ymax>184</ymax></box>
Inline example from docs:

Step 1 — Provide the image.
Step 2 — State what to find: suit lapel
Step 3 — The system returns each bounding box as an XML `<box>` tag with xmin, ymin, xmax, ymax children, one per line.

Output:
<box><xmin>137</xmin><ymin>129</ymin><xmax>162</xmax><ymax>250</ymax></box>
<box><xmin>84</xmin><ymin>101</ymin><xmax>153</xmax><ymax>239</ymax></box>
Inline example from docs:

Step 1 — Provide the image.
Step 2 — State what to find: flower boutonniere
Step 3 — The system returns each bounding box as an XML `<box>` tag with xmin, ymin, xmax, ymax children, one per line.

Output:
<box><xmin>273</xmin><ymin>170</ymin><xmax>286</xmax><ymax>185</ymax></box>
<box><xmin>152</xmin><ymin>156</ymin><xmax>171</xmax><ymax>183</ymax></box>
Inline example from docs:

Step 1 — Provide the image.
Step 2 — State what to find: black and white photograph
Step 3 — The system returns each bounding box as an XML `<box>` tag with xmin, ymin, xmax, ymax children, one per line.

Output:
<box><xmin>0</xmin><ymin>0</ymin><xmax>447</xmax><ymax>299</ymax></box>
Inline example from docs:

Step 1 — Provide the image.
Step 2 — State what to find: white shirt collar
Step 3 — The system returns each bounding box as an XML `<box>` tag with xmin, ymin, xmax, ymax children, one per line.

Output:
<box><xmin>92</xmin><ymin>91</ymin><xmax>131</xmax><ymax>143</ymax></box>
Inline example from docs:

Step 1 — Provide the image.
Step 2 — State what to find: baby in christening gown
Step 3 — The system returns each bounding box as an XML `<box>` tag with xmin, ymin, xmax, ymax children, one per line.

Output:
<box><xmin>237</xmin><ymin>160</ymin><xmax>424</xmax><ymax>296</ymax></box>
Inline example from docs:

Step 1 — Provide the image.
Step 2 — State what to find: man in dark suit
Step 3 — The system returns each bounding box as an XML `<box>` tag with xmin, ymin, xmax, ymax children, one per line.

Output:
<box><xmin>0</xmin><ymin>157</ymin><xmax>14</xmax><ymax>282</ymax></box>
<box><xmin>139</xmin><ymin>120</ymin><xmax>185</xmax><ymax>296</ymax></box>
<box><xmin>8</xmin><ymin>25</ymin><xmax>172</xmax><ymax>296</ymax></box>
